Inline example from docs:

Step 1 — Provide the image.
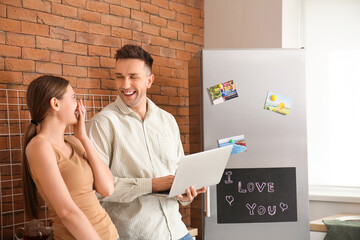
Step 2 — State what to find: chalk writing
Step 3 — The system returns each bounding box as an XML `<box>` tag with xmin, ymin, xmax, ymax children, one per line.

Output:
<box><xmin>217</xmin><ymin>168</ymin><xmax>297</xmax><ymax>223</ymax></box>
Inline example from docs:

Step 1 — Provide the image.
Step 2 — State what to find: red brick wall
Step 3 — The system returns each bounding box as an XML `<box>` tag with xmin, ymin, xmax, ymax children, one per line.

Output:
<box><xmin>0</xmin><ymin>0</ymin><xmax>204</xmax><ymax>239</ymax></box>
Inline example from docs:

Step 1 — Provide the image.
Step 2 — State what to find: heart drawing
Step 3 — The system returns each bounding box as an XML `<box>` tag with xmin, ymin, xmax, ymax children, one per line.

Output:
<box><xmin>225</xmin><ymin>195</ymin><xmax>234</xmax><ymax>206</ymax></box>
<box><xmin>279</xmin><ymin>202</ymin><xmax>288</xmax><ymax>212</ymax></box>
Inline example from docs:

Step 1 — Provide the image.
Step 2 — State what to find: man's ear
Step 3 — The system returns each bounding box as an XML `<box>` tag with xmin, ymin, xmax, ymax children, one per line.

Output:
<box><xmin>50</xmin><ymin>97</ymin><xmax>60</xmax><ymax>111</ymax></box>
<box><xmin>147</xmin><ymin>74</ymin><xmax>155</xmax><ymax>89</ymax></box>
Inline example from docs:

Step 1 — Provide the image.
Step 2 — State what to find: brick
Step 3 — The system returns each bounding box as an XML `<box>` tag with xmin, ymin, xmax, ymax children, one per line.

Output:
<box><xmin>112</xmin><ymin>27</ymin><xmax>132</xmax><ymax>39</ymax></box>
<box><xmin>0</xmin><ymin>45</ymin><xmax>21</xmax><ymax>57</ymax></box>
<box><xmin>63</xmin><ymin>65</ymin><xmax>87</xmax><ymax>77</ymax></box>
<box><xmin>122</xmin><ymin>18</ymin><xmax>142</xmax><ymax>31</ymax></box>
<box><xmin>0</xmin><ymin>31</ymin><xmax>5</xmax><ymax>44</ymax></box>
<box><xmin>184</xmin><ymin>24</ymin><xmax>199</xmax><ymax>35</ymax></box>
<box><xmin>89</xmin><ymin>45</ymin><xmax>111</xmax><ymax>57</ymax></box>
<box><xmin>176</xmin><ymin>50</ymin><xmax>191</xmax><ymax>60</ymax></box>
<box><xmin>160</xmin><ymin>105</ymin><xmax>177</xmax><ymax>116</ymax></box>
<box><xmin>6</xmin><ymin>33</ymin><xmax>35</xmax><ymax>47</ymax></box>
<box><xmin>87</xmin><ymin>1</ymin><xmax>109</xmax><ymax>13</ymax></box>
<box><xmin>147</xmin><ymin>84</ymin><xmax>160</xmax><ymax>94</ymax></box>
<box><xmin>122</xmin><ymin>38</ymin><xmax>140</xmax><ymax>47</ymax></box>
<box><xmin>161</xmin><ymin>86</ymin><xmax>177</xmax><ymax>96</ymax></box>
<box><xmin>76</xmin><ymin>32</ymin><xmax>120</xmax><ymax>47</ymax></box>
<box><xmin>21</xmin><ymin>22</ymin><xmax>49</xmax><ymax>37</ymax></box>
<box><xmin>160</xmin><ymin>47</ymin><xmax>175</xmax><ymax>58</ymax></box>
<box><xmin>159</xmin><ymin>8</ymin><xmax>175</xmax><ymax>20</ymax></box>
<box><xmin>0</xmin><ymin>57</ymin><xmax>3</xmax><ymax>70</ymax></box>
<box><xmin>142</xmin><ymin>24</ymin><xmax>160</xmax><ymax>36</ymax></box>
<box><xmin>150</xmin><ymin>15</ymin><xmax>167</xmax><ymax>27</ymax></box>
<box><xmin>78</xmin><ymin>9</ymin><xmax>101</xmax><ymax>23</ymax></box>
<box><xmin>101</xmin><ymin>14</ymin><xmax>123</xmax><ymax>27</ymax></box>
<box><xmin>77</xmin><ymin>78</ymin><xmax>101</xmax><ymax>89</ymax></box>
<box><xmin>7</xmin><ymin>6</ymin><xmax>37</xmax><ymax>22</ymax></box>
<box><xmin>177</xmin><ymin>68</ymin><xmax>188</xmax><ymax>78</ymax></box>
<box><xmin>178</xmin><ymin>32</ymin><xmax>192</xmax><ymax>42</ymax></box>
<box><xmin>141</xmin><ymin>3</ymin><xmax>158</xmax><ymax>15</ymax></box>
<box><xmin>5</xmin><ymin>58</ymin><xmax>35</xmax><ymax>72</ymax></box>
<box><xmin>193</xmin><ymin>35</ymin><xmax>203</xmax><ymax>45</ymax></box>
<box><xmin>51</xmin><ymin>52</ymin><xmax>76</xmax><ymax>65</ymax></box>
<box><xmin>50</xmin><ymin>27</ymin><xmax>75</xmax><ymax>41</ymax></box>
<box><xmin>160</xmin><ymin>28</ymin><xmax>177</xmax><ymax>39</ymax></box>
<box><xmin>131</xmin><ymin>10</ymin><xmax>149</xmax><ymax>23</ymax></box>
<box><xmin>133</xmin><ymin>31</ymin><xmax>151</xmax><ymax>44</ymax></box>
<box><xmin>88</xmin><ymin>68</ymin><xmax>110</xmax><ymax>78</ymax></box>
<box><xmin>159</xmin><ymin>66</ymin><xmax>176</xmax><ymax>77</ymax></box>
<box><xmin>88</xmin><ymin>23</ymin><xmax>110</xmax><ymax>35</ymax></box>
<box><xmin>62</xmin><ymin>0</ymin><xmax>87</xmax><ymax>8</ymax></box>
<box><xmin>37</xmin><ymin>12</ymin><xmax>65</xmax><ymax>27</ymax></box>
<box><xmin>0</xmin><ymin>18</ymin><xmax>21</xmax><ymax>33</ymax></box>
<box><xmin>110</xmin><ymin>4</ymin><xmax>130</xmax><ymax>17</ymax></box>
<box><xmin>168</xmin><ymin>21</ymin><xmax>183</xmax><ymax>31</ymax></box>
<box><xmin>77</xmin><ymin>56</ymin><xmax>99</xmax><ymax>67</ymax></box>
<box><xmin>36</xmin><ymin>62</ymin><xmax>62</xmax><ymax>75</ymax></box>
<box><xmin>141</xmin><ymin>43</ymin><xmax>160</xmax><ymax>56</ymax></box>
<box><xmin>52</xmin><ymin>3</ymin><xmax>77</xmax><ymax>18</ymax></box>
<box><xmin>152</xmin><ymin>95</ymin><xmax>168</xmax><ymax>105</ymax></box>
<box><xmin>151</xmin><ymin>36</ymin><xmax>169</xmax><ymax>47</ymax></box>
<box><xmin>0</xmin><ymin>0</ymin><xmax>21</xmax><ymax>7</ymax></box>
<box><xmin>36</xmin><ymin>36</ymin><xmax>62</xmax><ymax>51</ymax></box>
<box><xmin>152</xmin><ymin>0</ymin><xmax>168</xmax><ymax>8</ymax></box>
<box><xmin>170</xmin><ymin>40</ymin><xmax>185</xmax><ymax>50</ymax></box>
<box><xmin>22</xmin><ymin>48</ymin><xmax>50</xmax><ymax>61</ymax></box>
<box><xmin>122</xmin><ymin>0</ymin><xmax>140</xmax><ymax>10</ymax></box>
<box><xmin>100</xmin><ymin>57</ymin><xmax>115</xmax><ymax>68</ymax></box>
<box><xmin>23</xmin><ymin>0</ymin><xmax>51</xmax><ymax>12</ymax></box>
<box><xmin>0</xmin><ymin>71</ymin><xmax>22</xmax><ymax>84</ymax></box>
<box><xmin>192</xmin><ymin>16</ymin><xmax>204</xmax><ymax>27</ymax></box>
<box><xmin>64</xmin><ymin>41</ymin><xmax>87</xmax><ymax>55</ymax></box>
<box><xmin>176</xmin><ymin>13</ymin><xmax>192</xmax><ymax>24</ymax></box>
<box><xmin>152</xmin><ymin>56</ymin><xmax>169</xmax><ymax>66</ymax></box>
<box><xmin>169</xmin><ymin>58</ymin><xmax>185</xmax><ymax>69</ymax></box>
<box><xmin>64</xmin><ymin>19</ymin><xmax>89</xmax><ymax>32</ymax></box>
<box><xmin>178</xmin><ymin>87</ymin><xmax>189</xmax><ymax>97</ymax></box>
<box><xmin>101</xmin><ymin>79</ymin><xmax>116</xmax><ymax>90</ymax></box>
<box><xmin>185</xmin><ymin>43</ymin><xmax>200</xmax><ymax>53</ymax></box>
<box><xmin>170</xmin><ymin>2</ymin><xmax>201</xmax><ymax>17</ymax></box>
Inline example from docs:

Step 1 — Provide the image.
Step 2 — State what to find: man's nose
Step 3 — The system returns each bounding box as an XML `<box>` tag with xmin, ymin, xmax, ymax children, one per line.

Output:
<box><xmin>122</xmin><ymin>77</ymin><xmax>131</xmax><ymax>89</ymax></box>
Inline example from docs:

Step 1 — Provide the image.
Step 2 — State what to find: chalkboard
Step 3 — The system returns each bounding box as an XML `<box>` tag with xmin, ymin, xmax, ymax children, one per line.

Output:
<box><xmin>217</xmin><ymin>167</ymin><xmax>297</xmax><ymax>223</ymax></box>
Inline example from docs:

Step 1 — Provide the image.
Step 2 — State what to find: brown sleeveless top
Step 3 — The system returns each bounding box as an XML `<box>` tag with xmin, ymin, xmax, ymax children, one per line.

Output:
<box><xmin>31</xmin><ymin>135</ymin><xmax>119</xmax><ymax>240</ymax></box>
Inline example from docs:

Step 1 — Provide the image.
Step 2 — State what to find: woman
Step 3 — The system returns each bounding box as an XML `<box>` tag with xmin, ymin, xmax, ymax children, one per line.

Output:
<box><xmin>22</xmin><ymin>75</ymin><xmax>119</xmax><ymax>240</ymax></box>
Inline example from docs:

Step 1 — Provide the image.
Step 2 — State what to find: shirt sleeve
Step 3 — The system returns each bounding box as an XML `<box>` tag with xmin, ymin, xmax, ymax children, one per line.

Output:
<box><xmin>86</xmin><ymin>115</ymin><xmax>153</xmax><ymax>203</ymax></box>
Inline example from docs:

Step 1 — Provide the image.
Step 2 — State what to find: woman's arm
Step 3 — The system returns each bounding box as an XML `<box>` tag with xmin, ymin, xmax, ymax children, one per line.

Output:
<box><xmin>26</xmin><ymin>138</ymin><xmax>101</xmax><ymax>240</ymax></box>
<box><xmin>74</xmin><ymin>99</ymin><xmax>114</xmax><ymax>196</ymax></box>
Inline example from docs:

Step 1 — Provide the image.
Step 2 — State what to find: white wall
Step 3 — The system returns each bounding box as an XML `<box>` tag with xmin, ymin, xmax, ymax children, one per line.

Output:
<box><xmin>204</xmin><ymin>0</ymin><xmax>282</xmax><ymax>48</ymax></box>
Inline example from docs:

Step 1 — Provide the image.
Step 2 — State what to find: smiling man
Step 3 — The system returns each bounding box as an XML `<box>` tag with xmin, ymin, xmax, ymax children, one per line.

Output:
<box><xmin>86</xmin><ymin>45</ymin><xmax>205</xmax><ymax>240</ymax></box>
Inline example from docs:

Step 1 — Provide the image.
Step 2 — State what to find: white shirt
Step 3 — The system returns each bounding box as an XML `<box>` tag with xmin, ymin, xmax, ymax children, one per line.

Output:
<box><xmin>86</xmin><ymin>96</ymin><xmax>189</xmax><ymax>240</ymax></box>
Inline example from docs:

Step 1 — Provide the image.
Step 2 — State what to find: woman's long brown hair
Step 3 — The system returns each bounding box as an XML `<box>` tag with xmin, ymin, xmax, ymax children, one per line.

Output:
<box><xmin>22</xmin><ymin>75</ymin><xmax>69</xmax><ymax>219</ymax></box>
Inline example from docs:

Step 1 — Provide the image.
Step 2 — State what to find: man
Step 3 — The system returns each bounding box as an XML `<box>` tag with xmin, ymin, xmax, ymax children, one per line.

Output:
<box><xmin>87</xmin><ymin>45</ymin><xmax>206</xmax><ymax>240</ymax></box>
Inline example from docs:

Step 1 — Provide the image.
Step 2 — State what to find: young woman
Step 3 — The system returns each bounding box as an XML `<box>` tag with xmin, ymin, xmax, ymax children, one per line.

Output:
<box><xmin>22</xmin><ymin>75</ymin><xmax>119</xmax><ymax>240</ymax></box>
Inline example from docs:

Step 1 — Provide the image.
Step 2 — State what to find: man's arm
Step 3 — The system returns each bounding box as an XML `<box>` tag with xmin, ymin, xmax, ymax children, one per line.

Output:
<box><xmin>86</xmin><ymin>116</ymin><xmax>173</xmax><ymax>203</ymax></box>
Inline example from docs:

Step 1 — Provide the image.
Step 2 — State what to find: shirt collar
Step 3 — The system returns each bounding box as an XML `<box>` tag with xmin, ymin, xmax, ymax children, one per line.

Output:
<box><xmin>115</xmin><ymin>96</ymin><xmax>157</xmax><ymax>120</ymax></box>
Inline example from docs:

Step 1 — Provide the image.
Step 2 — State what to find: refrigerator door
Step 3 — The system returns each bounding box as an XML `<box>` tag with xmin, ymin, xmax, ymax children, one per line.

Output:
<box><xmin>202</xmin><ymin>49</ymin><xmax>309</xmax><ymax>240</ymax></box>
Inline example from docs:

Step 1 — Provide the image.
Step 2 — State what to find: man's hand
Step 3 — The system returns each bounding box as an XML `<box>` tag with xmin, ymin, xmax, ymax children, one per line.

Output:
<box><xmin>152</xmin><ymin>175</ymin><xmax>175</xmax><ymax>193</ymax></box>
<box><xmin>176</xmin><ymin>186</ymin><xmax>207</xmax><ymax>202</ymax></box>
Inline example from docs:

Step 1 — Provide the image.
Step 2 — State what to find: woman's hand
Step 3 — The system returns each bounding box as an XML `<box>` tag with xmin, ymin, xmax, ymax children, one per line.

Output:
<box><xmin>176</xmin><ymin>186</ymin><xmax>207</xmax><ymax>202</ymax></box>
<box><xmin>73</xmin><ymin>99</ymin><xmax>87</xmax><ymax>141</ymax></box>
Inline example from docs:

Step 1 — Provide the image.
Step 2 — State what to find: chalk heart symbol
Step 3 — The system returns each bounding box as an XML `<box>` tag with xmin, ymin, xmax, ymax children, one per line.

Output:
<box><xmin>279</xmin><ymin>202</ymin><xmax>288</xmax><ymax>212</ymax></box>
<box><xmin>225</xmin><ymin>195</ymin><xmax>234</xmax><ymax>206</ymax></box>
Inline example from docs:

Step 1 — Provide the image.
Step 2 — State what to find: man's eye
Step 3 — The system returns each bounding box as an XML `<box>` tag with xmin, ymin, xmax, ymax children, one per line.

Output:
<box><xmin>117</xmin><ymin>76</ymin><xmax>124</xmax><ymax>79</ymax></box>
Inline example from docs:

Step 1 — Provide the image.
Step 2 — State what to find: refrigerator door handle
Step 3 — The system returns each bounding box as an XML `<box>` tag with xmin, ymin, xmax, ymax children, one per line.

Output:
<box><xmin>205</xmin><ymin>186</ymin><xmax>210</xmax><ymax>217</ymax></box>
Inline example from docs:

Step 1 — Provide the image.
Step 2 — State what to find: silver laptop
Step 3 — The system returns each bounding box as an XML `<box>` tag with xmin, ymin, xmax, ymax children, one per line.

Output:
<box><xmin>151</xmin><ymin>145</ymin><xmax>233</xmax><ymax>198</ymax></box>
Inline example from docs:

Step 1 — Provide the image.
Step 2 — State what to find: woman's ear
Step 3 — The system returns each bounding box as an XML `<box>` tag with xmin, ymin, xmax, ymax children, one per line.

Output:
<box><xmin>50</xmin><ymin>97</ymin><xmax>60</xmax><ymax>111</ymax></box>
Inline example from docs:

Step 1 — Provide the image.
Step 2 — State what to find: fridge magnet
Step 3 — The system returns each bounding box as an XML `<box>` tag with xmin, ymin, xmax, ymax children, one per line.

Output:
<box><xmin>264</xmin><ymin>92</ymin><xmax>292</xmax><ymax>115</ymax></box>
<box><xmin>208</xmin><ymin>80</ymin><xmax>239</xmax><ymax>105</ymax></box>
<box><xmin>218</xmin><ymin>135</ymin><xmax>247</xmax><ymax>155</ymax></box>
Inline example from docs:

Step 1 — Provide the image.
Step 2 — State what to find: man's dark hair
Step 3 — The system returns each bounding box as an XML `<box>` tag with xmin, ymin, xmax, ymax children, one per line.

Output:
<box><xmin>115</xmin><ymin>45</ymin><xmax>154</xmax><ymax>72</ymax></box>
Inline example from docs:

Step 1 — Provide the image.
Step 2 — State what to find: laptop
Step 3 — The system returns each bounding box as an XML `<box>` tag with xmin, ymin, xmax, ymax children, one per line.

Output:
<box><xmin>151</xmin><ymin>145</ymin><xmax>233</xmax><ymax>198</ymax></box>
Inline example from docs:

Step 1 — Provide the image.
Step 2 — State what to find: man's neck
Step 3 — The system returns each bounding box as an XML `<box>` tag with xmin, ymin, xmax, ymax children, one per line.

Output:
<box><xmin>131</xmin><ymin>101</ymin><xmax>148</xmax><ymax>121</ymax></box>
